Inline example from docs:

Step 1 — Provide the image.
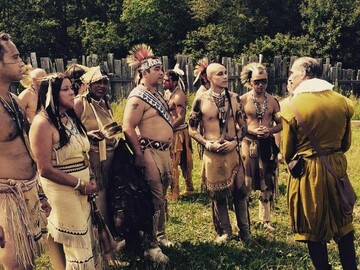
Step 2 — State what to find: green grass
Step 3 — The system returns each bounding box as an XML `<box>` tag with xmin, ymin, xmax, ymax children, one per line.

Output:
<box><xmin>32</xmin><ymin>95</ymin><xmax>360</xmax><ymax>269</ymax></box>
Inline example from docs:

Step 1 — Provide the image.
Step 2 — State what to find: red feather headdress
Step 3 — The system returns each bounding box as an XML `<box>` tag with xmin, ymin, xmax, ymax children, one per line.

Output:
<box><xmin>126</xmin><ymin>43</ymin><xmax>162</xmax><ymax>71</ymax></box>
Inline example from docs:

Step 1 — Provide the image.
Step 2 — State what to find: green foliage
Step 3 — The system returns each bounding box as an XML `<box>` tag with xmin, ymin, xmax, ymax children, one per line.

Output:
<box><xmin>80</xmin><ymin>19</ymin><xmax>125</xmax><ymax>59</ymax></box>
<box><xmin>1</xmin><ymin>0</ymin><xmax>360</xmax><ymax>71</ymax></box>
<box><xmin>121</xmin><ymin>0</ymin><xmax>193</xmax><ymax>58</ymax></box>
<box><xmin>300</xmin><ymin>0</ymin><xmax>360</xmax><ymax>68</ymax></box>
<box><xmin>184</xmin><ymin>1</ymin><xmax>253</xmax><ymax>60</ymax></box>
<box><xmin>349</xmin><ymin>95</ymin><xmax>360</xmax><ymax>120</ymax></box>
<box><xmin>241</xmin><ymin>33</ymin><xmax>318</xmax><ymax>63</ymax></box>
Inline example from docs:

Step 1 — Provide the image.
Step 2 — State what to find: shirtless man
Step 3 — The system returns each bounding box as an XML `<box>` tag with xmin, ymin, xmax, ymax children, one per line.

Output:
<box><xmin>239</xmin><ymin>62</ymin><xmax>282</xmax><ymax>231</ymax></box>
<box><xmin>18</xmin><ymin>68</ymin><xmax>47</xmax><ymax>124</ymax></box>
<box><xmin>0</xmin><ymin>32</ymin><xmax>50</xmax><ymax>270</ymax></box>
<box><xmin>189</xmin><ymin>63</ymin><xmax>250</xmax><ymax>243</ymax></box>
<box><xmin>163</xmin><ymin>66</ymin><xmax>194</xmax><ymax>200</ymax></box>
<box><xmin>123</xmin><ymin>44</ymin><xmax>173</xmax><ymax>263</ymax></box>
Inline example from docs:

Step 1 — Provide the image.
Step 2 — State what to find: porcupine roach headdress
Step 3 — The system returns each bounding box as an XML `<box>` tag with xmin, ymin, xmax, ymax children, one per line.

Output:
<box><xmin>126</xmin><ymin>44</ymin><xmax>162</xmax><ymax>85</ymax></box>
<box><xmin>240</xmin><ymin>62</ymin><xmax>267</xmax><ymax>89</ymax></box>
<box><xmin>193</xmin><ymin>57</ymin><xmax>209</xmax><ymax>86</ymax></box>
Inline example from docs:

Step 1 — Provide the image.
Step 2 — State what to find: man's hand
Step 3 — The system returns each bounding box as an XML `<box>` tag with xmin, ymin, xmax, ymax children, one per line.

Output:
<box><xmin>212</xmin><ymin>140</ymin><xmax>237</xmax><ymax>154</ymax></box>
<box><xmin>0</xmin><ymin>225</ymin><xmax>5</xmax><ymax>248</ymax></box>
<box><xmin>253</xmin><ymin>126</ymin><xmax>270</xmax><ymax>138</ymax></box>
<box><xmin>40</xmin><ymin>199</ymin><xmax>52</xmax><ymax>217</ymax></box>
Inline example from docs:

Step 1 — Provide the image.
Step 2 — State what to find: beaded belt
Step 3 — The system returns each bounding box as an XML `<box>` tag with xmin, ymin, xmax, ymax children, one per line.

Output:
<box><xmin>138</xmin><ymin>137</ymin><xmax>171</xmax><ymax>151</ymax></box>
<box><xmin>54</xmin><ymin>161</ymin><xmax>88</xmax><ymax>173</ymax></box>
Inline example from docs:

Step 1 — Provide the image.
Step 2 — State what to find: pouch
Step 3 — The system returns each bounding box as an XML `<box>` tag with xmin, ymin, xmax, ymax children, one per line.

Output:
<box><xmin>249</xmin><ymin>141</ymin><xmax>259</xmax><ymax>158</ymax></box>
<box><xmin>335</xmin><ymin>174</ymin><xmax>357</xmax><ymax>217</ymax></box>
<box><xmin>288</xmin><ymin>156</ymin><xmax>305</xmax><ymax>178</ymax></box>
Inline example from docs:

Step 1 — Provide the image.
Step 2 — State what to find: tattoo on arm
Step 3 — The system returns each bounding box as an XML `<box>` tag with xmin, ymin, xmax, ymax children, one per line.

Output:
<box><xmin>132</xmin><ymin>103</ymin><xmax>139</xmax><ymax>110</ymax></box>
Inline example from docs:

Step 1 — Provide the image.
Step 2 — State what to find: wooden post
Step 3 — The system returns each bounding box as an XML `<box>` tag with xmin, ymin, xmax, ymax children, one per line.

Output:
<box><xmin>107</xmin><ymin>53</ymin><xmax>114</xmax><ymax>74</ymax></box>
<box><xmin>55</xmin><ymin>58</ymin><xmax>65</xmax><ymax>72</ymax></box>
<box><xmin>40</xmin><ymin>57</ymin><xmax>51</xmax><ymax>73</ymax></box>
<box><xmin>30</xmin><ymin>52</ymin><xmax>38</xmax><ymax>68</ymax></box>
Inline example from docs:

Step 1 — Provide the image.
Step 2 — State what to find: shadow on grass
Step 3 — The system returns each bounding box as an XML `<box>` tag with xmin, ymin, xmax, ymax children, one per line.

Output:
<box><xmin>177</xmin><ymin>191</ymin><xmax>209</xmax><ymax>205</ymax></box>
<box><xmin>111</xmin><ymin>235</ymin><xmax>310</xmax><ymax>270</ymax></box>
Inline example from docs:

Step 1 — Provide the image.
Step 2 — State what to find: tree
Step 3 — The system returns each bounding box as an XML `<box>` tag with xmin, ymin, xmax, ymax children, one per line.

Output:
<box><xmin>300</xmin><ymin>0</ymin><xmax>360</xmax><ymax>68</ymax></box>
<box><xmin>183</xmin><ymin>0</ymin><xmax>257</xmax><ymax>60</ymax></box>
<box><xmin>121</xmin><ymin>0</ymin><xmax>194</xmax><ymax>62</ymax></box>
<box><xmin>241</xmin><ymin>33</ymin><xmax>317</xmax><ymax>63</ymax></box>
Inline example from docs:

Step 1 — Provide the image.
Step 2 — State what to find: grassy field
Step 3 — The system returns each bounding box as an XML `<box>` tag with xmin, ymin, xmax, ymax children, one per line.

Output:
<box><xmin>32</xmin><ymin>94</ymin><xmax>360</xmax><ymax>269</ymax></box>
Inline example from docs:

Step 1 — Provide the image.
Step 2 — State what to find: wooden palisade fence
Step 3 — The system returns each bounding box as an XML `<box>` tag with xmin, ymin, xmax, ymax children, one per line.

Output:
<box><xmin>15</xmin><ymin>53</ymin><xmax>360</xmax><ymax>101</ymax></box>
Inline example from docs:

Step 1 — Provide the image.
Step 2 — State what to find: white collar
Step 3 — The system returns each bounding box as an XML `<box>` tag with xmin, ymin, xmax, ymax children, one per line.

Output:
<box><xmin>293</xmin><ymin>78</ymin><xmax>334</xmax><ymax>97</ymax></box>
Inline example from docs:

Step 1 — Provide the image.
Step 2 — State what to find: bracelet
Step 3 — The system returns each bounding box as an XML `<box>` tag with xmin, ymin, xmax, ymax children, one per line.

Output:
<box><xmin>205</xmin><ymin>141</ymin><xmax>212</xmax><ymax>151</ymax></box>
<box><xmin>74</xmin><ymin>178</ymin><xmax>81</xmax><ymax>190</ymax></box>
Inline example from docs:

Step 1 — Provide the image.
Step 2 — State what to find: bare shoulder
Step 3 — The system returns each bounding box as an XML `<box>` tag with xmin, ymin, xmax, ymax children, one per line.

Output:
<box><xmin>239</xmin><ymin>91</ymin><xmax>251</xmax><ymax>102</ymax></box>
<box><xmin>174</xmin><ymin>90</ymin><xmax>187</xmax><ymax>103</ymax></box>
<box><xmin>267</xmin><ymin>94</ymin><xmax>280</xmax><ymax>110</ymax></box>
<box><xmin>126</xmin><ymin>96</ymin><xmax>146</xmax><ymax>108</ymax></box>
<box><xmin>31</xmin><ymin>113</ymin><xmax>53</xmax><ymax>134</ymax></box>
<box><xmin>17</xmin><ymin>89</ymin><xmax>34</xmax><ymax>99</ymax></box>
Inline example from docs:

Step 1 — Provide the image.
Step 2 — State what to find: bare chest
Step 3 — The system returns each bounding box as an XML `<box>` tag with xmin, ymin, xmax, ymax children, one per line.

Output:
<box><xmin>0</xmin><ymin>107</ymin><xmax>21</xmax><ymax>142</ymax></box>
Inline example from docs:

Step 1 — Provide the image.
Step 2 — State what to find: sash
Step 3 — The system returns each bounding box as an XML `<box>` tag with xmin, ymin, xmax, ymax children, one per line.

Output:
<box><xmin>128</xmin><ymin>85</ymin><xmax>173</xmax><ymax>128</ymax></box>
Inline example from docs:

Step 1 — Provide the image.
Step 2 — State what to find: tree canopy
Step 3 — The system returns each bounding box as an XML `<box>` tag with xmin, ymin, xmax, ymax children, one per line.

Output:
<box><xmin>0</xmin><ymin>0</ymin><xmax>359</xmax><ymax>68</ymax></box>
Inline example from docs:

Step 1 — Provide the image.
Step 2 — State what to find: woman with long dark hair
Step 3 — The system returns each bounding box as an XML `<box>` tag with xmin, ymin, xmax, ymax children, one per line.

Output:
<box><xmin>29</xmin><ymin>73</ymin><xmax>102</xmax><ymax>269</ymax></box>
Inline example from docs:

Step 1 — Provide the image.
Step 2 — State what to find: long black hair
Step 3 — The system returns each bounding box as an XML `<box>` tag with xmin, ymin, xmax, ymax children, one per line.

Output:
<box><xmin>37</xmin><ymin>73</ymin><xmax>87</xmax><ymax>147</ymax></box>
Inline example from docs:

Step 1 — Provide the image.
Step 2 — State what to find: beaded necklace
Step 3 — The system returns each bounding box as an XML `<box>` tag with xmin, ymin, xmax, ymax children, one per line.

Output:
<box><xmin>210</xmin><ymin>89</ymin><xmax>227</xmax><ymax>130</ymax></box>
<box><xmin>251</xmin><ymin>92</ymin><xmax>268</xmax><ymax>122</ymax></box>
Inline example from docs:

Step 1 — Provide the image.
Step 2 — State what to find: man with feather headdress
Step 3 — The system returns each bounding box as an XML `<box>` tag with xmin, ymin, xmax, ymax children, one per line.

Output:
<box><xmin>163</xmin><ymin>64</ymin><xmax>194</xmax><ymax>200</ymax></box>
<box><xmin>122</xmin><ymin>44</ymin><xmax>172</xmax><ymax>263</ymax></box>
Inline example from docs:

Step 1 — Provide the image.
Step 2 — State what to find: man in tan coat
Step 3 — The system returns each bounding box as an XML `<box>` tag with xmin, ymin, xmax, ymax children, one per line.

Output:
<box><xmin>281</xmin><ymin>57</ymin><xmax>357</xmax><ymax>269</ymax></box>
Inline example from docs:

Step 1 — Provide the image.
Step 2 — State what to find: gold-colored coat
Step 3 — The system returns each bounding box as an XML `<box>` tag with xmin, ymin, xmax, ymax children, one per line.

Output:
<box><xmin>281</xmin><ymin>88</ymin><xmax>354</xmax><ymax>242</ymax></box>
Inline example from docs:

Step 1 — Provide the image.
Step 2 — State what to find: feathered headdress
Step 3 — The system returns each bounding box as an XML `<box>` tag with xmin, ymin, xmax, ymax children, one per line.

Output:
<box><xmin>20</xmin><ymin>64</ymin><xmax>34</xmax><ymax>88</ymax></box>
<box><xmin>193</xmin><ymin>57</ymin><xmax>209</xmax><ymax>86</ymax></box>
<box><xmin>240</xmin><ymin>62</ymin><xmax>267</xmax><ymax>89</ymax></box>
<box><xmin>173</xmin><ymin>63</ymin><xmax>185</xmax><ymax>92</ymax></box>
<box><xmin>126</xmin><ymin>43</ymin><xmax>162</xmax><ymax>71</ymax></box>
